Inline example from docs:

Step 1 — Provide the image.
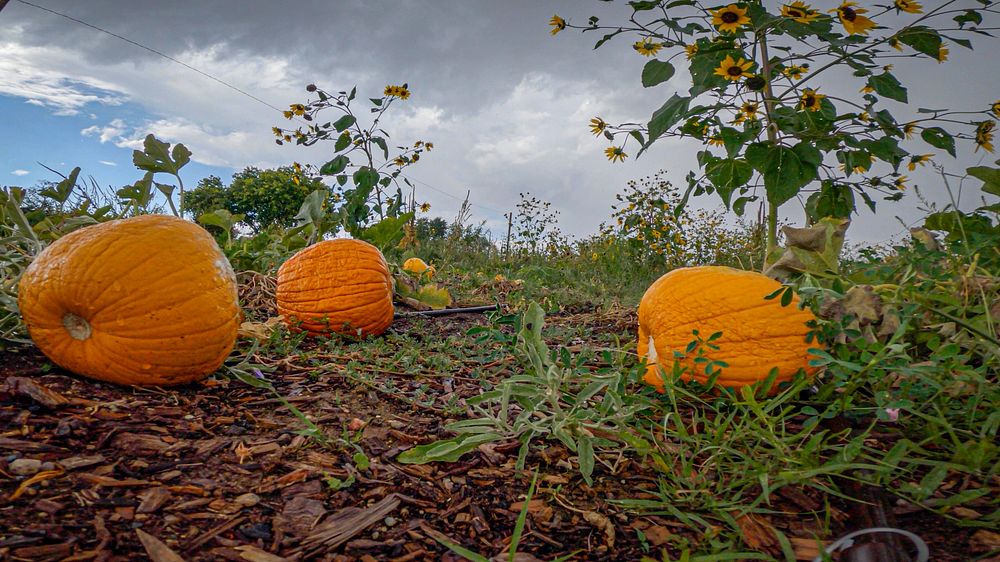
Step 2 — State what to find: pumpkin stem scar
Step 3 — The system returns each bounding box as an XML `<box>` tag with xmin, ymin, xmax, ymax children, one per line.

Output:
<box><xmin>62</xmin><ymin>313</ymin><xmax>92</xmax><ymax>341</ymax></box>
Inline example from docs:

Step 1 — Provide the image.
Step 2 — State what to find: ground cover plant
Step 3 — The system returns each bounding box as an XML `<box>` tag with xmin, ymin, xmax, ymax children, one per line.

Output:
<box><xmin>2</xmin><ymin>1</ymin><xmax>999</xmax><ymax>561</ymax></box>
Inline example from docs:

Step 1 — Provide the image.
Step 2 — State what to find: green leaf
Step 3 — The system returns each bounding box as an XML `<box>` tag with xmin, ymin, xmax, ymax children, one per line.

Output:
<box><xmin>320</xmin><ymin>155</ymin><xmax>349</xmax><ymax>175</ymax></box>
<box><xmin>646</xmin><ymin>94</ymin><xmax>690</xmax><ymax>145</ymax></box>
<box><xmin>414</xmin><ymin>284</ymin><xmax>453</xmax><ymax>310</ymax></box>
<box><xmin>333</xmin><ymin>115</ymin><xmax>356</xmax><ymax>132</ymax></box>
<box><xmin>641</xmin><ymin>59</ymin><xmax>675</xmax><ymax>88</ymax></box>
<box><xmin>805</xmin><ymin>181</ymin><xmax>855</xmax><ymax>222</ymax></box>
<box><xmin>896</xmin><ymin>26</ymin><xmax>942</xmax><ymax>58</ymax></box>
<box><xmin>745</xmin><ymin>142</ymin><xmax>818</xmax><ymax>207</ymax></box>
<box><xmin>334</xmin><ymin>132</ymin><xmax>351</xmax><ymax>152</ymax></box>
<box><xmin>132</xmin><ymin>134</ymin><xmax>186</xmax><ymax>176</ymax></box>
<box><xmin>954</xmin><ymin>10</ymin><xmax>983</xmax><ymax>27</ymax></box>
<box><xmin>39</xmin><ymin>167</ymin><xmax>80</xmax><ymax>204</ymax></box>
<box><xmin>396</xmin><ymin>433</ymin><xmax>502</xmax><ymax>464</ymax></box>
<box><xmin>358</xmin><ymin>211</ymin><xmax>414</xmax><ymax>251</ymax></box>
<box><xmin>171</xmin><ymin>143</ymin><xmax>192</xmax><ymax>170</ymax></box>
<box><xmin>921</xmin><ymin>127</ymin><xmax>956</xmax><ymax>157</ymax></box>
<box><xmin>578</xmin><ymin>437</ymin><xmax>595</xmax><ymax>486</ymax></box>
<box><xmin>867</xmin><ymin>72</ymin><xmax>907</xmax><ymax>103</ymax></box>
<box><xmin>198</xmin><ymin>209</ymin><xmax>244</xmax><ymax>232</ymax></box>
<box><xmin>353</xmin><ymin>166</ymin><xmax>380</xmax><ymax>190</ymax></box>
<box><xmin>704</xmin><ymin>158</ymin><xmax>753</xmax><ymax>208</ymax></box>
<box><xmin>967</xmin><ymin>166</ymin><xmax>1000</xmax><ymax>197</ymax></box>
<box><xmin>372</xmin><ymin>137</ymin><xmax>389</xmax><ymax>160</ymax></box>
<box><xmin>629</xmin><ymin>0</ymin><xmax>660</xmax><ymax>10</ymax></box>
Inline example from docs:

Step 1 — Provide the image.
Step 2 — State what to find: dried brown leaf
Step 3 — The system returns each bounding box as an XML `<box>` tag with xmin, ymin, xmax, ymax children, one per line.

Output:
<box><xmin>583</xmin><ymin>510</ymin><xmax>615</xmax><ymax>548</ymax></box>
<box><xmin>136</xmin><ymin>529</ymin><xmax>187</xmax><ymax>562</ymax></box>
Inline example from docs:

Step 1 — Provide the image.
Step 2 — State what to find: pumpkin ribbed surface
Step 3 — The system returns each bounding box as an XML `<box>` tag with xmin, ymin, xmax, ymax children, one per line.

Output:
<box><xmin>276</xmin><ymin>239</ymin><xmax>394</xmax><ymax>337</ymax></box>
<box><xmin>637</xmin><ymin>266</ymin><xmax>818</xmax><ymax>391</ymax></box>
<box><xmin>18</xmin><ymin>214</ymin><xmax>241</xmax><ymax>386</ymax></box>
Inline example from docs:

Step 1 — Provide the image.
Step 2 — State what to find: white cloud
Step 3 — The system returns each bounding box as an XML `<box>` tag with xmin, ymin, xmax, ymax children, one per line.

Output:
<box><xmin>98</xmin><ymin>160</ymin><xmax>117</xmax><ymax>166</ymax></box>
<box><xmin>11</xmin><ymin>169</ymin><xmax>30</xmax><ymax>176</ymax></box>
<box><xmin>113</xmin><ymin>118</ymin><xmax>263</xmax><ymax>168</ymax></box>
<box><xmin>81</xmin><ymin>118</ymin><xmax>127</xmax><ymax>143</ymax></box>
<box><xmin>0</xmin><ymin>40</ymin><xmax>127</xmax><ymax>115</ymax></box>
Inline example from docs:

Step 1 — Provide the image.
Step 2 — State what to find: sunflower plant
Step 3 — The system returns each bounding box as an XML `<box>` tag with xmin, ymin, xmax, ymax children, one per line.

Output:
<box><xmin>554</xmin><ymin>1</ymin><xmax>998</xmax><ymax>262</ymax></box>
<box><xmin>273</xmin><ymin>84</ymin><xmax>433</xmax><ymax>245</ymax></box>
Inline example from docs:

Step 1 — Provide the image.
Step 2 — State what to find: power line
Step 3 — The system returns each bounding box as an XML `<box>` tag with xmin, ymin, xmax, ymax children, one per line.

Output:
<box><xmin>13</xmin><ymin>0</ymin><xmax>495</xmax><ymax>214</ymax></box>
<box><xmin>13</xmin><ymin>0</ymin><xmax>289</xmax><ymax>117</ymax></box>
<box><xmin>406</xmin><ymin>176</ymin><xmax>507</xmax><ymax>215</ymax></box>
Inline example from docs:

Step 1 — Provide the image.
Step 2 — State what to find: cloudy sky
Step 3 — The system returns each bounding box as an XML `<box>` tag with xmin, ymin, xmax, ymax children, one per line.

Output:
<box><xmin>1</xmin><ymin>1</ymin><xmax>996</xmax><ymax>244</ymax></box>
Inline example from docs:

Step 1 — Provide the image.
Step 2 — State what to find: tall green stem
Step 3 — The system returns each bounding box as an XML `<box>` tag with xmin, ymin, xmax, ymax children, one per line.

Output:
<box><xmin>758</xmin><ymin>30</ymin><xmax>780</xmax><ymax>266</ymax></box>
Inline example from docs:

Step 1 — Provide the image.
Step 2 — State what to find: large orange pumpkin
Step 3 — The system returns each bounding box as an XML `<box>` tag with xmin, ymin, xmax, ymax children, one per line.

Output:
<box><xmin>18</xmin><ymin>215</ymin><xmax>241</xmax><ymax>386</ymax></box>
<box><xmin>637</xmin><ymin>266</ymin><xmax>818</xmax><ymax>392</ymax></box>
<box><xmin>276</xmin><ymin>239</ymin><xmax>394</xmax><ymax>337</ymax></box>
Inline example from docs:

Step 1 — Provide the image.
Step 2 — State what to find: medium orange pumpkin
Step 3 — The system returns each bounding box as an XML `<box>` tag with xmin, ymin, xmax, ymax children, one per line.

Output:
<box><xmin>637</xmin><ymin>266</ymin><xmax>819</xmax><ymax>392</ymax></box>
<box><xmin>276</xmin><ymin>238</ymin><xmax>394</xmax><ymax>337</ymax></box>
<box><xmin>18</xmin><ymin>214</ymin><xmax>241</xmax><ymax>386</ymax></box>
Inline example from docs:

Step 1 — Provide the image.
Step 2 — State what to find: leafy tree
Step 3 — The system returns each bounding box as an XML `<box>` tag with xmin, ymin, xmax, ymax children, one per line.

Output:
<box><xmin>414</xmin><ymin>216</ymin><xmax>449</xmax><ymax>241</ymax></box>
<box><xmin>183</xmin><ymin>166</ymin><xmax>329</xmax><ymax>233</ymax></box>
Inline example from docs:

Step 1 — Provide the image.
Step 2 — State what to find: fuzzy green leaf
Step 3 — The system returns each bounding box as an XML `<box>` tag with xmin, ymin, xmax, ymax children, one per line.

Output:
<box><xmin>646</xmin><ymin>94</ymin><xmax>690</xmax><ymax>145</ymax></box>
<box><xmin>641</xmin><ymin>59</ymin><xmax>675</xmax><ymax>87</ymax></box>
<box><xmin>867</xmin><ymin>72</ymin><xmax>907</xmax><ymax>103</ymax></box>
<box><xmin>921</xmin><ymin>127</ymin><xmax>956</xmax><ymax>157</ymax></box>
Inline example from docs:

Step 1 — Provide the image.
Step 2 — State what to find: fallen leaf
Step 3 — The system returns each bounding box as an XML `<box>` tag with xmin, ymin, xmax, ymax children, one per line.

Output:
<box><xmin>790</xmin><ymin>537</ymin><xmax>826</xmax><ymax>561</ymax></box>
<box><xmin>136</xmin><ymin>529</ymin><xmax>187</xmax><ymax>562</ymax></box>
<box><xmin>4</xmin><ymin>377</ymin><xmax>69</xmax><ymax>408</ymax></box>
<box><xmin>583</xmin><ymin>510</ymin><xmax>615</xmax><ymax>548</ymax></box>
<box><xmin>235</xmin><ymin>544</ymin><xmax>288</xmax><ymax>562</ymax></box>
<box><xmin>734</xmin><ymin>513</ymin><xmax>779</xmax><ymax>554</ymax></box>
<box><xmin>970</xmin><ymin>529</ymin><xmax>1000</xmax><ymax>553</ymax></box>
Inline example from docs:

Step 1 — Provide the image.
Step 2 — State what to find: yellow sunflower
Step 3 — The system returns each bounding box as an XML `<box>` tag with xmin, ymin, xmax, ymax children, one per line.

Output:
<box><xmin>831</xmin><ymin>2</ymin><xmax>876</xmax><ymax>35</ymax></box>
<box><xmin>708</xmin><ymin>134</ymin><xmax>725</xmax><ymax>147</ymax></box>
<box><xmin>992</xmin><ymin>101</ymin><xmax>1000</xmax><ymax>118</ymax></box>
<box><xmin>894</xmin><ymin>175</ymin><xmax>909</xmax><ymax>190</ymax></box>
<box><xmin>936</xmin><ymin>44</ymin><xmax>949</xmax><ymax>63</ymax></box>
<box><xmin>549</xmin><ymin>15</ymin><xmax>566</xmax><ymax>35</ymax></box>
<box><xmin>590</xmin><ymin>117</ymin><xmax>608</xmax><ymax>136</ymax></box>
<box><xmin>782</xmin><ymin>63</ymin><xmax>810</xmax><ymax>80</ymax></box>
<box><xmin>781</xmin><ymin>2</ymin><xmax>820</xmax><ymax>24</ymax></box>
<box><xmin>384</xmin><ymin>85</ymin><xmax>411</xmax><ymax>99</ymax></box>
<box><xmin>975</xmin><ymin>121</ymin><xmax>996</xmax><ymax>153</ymax></box>
<box><xmin>894</xmin><ymin>0</ymin><xmax>922</xmax><ymax>13</ymax></box>
<box><xmin>633</xmin><ymin>39</ymin><xmax>663</xmax><ymax>57</ymax></box>
<box><xmin>605</xmin><ymin>146</ymin><xmax>628</xmax><ymax>162</ymax></box>
<box><xmin>272</xmin><ymin>127</ymin><xmax>283</xmax><ymax>137</ymax></box>
<box><xmin>903</xmin><ymin>122</ymin><xmax>917</xmax><ymax>139</ymax></box>
<box><xmin>290</xmin><ymin>103</ymin><xmax>306</xmax><ymax>116</ymax></box>
<box><xmin>714</xmin><ymin>55</ymin><xmax>755</xmax><ymax>81</ymax></box>
<box><xmin>732</xmin><ymin>101</ymin><xmax>759</xmax><ymax>124</ymax></box>
<box><xmin>800</xmin><ymin>89</ymin><xmax>826</xmax><ymax>112</ymax></box>
<box><xmin>685</xmin><ymin>44</ymin><xmax>699</xmax><ymax>59</ymax></box>
<box><xmin>907</xmin><ymin>154</ymin><xmax>932</xmax><ymax>171</ymax></box>
<box><xmin>711</xmin><ymin>4</ymin><xmax>751</xmax><ymax>33</ymax></box>
<box><xmin>419</xmin><ymin>202</ymin><xmax>432</xmax><ymax>212</ymax></box>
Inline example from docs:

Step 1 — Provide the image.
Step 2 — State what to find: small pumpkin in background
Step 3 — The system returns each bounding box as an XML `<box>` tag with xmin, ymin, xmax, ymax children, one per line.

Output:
<box><xmin>277</xmin><ymin>238</ymin><xmax>394</xmax><ymax>337</ymax></box>
<box><xmin>637</xmin><ymin>266</ymin><xmax>819</xmax><ymax>392</ymax></box>
<box><xmin>18</xmin><ymin>214</ymin><xmax>241</xmax><ymax>386</ymax></box>
<box><xmin>402</xmin><ymin>257</ymin><xmax>435</xmax><ymax>279</ymax></box>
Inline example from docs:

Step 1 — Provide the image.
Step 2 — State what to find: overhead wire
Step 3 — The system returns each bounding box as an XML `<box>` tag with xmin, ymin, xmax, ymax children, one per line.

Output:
<box><xmin>12</xmin><ymin>0</ymin><xmax>499</xmax><ymax>216</ymax></box>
